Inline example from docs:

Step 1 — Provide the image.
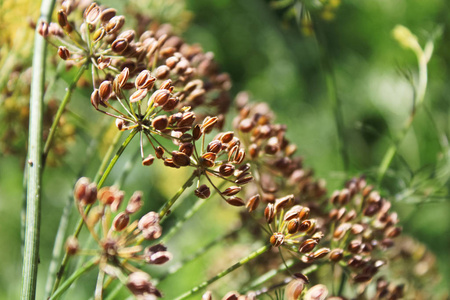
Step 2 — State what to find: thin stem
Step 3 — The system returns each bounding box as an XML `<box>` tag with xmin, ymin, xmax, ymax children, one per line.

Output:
<box><xmin>158</xmin><ymin>171</ymin><xmax>197</xmax><ymax>219</ymax></box>
<box><xmin>94</xmin><ymin>130</ymin><xmax>124</xmax><ymax>183</ymax></box>
<box><xmin>173</xmin><ymin>244</ymin><xmax>271</xmax><ymax>300</ymax></box>
<box><xmin>337</xmin><ymin>271</ymin><xmax>347</xmax><ymax>296</ymax></box>
<box><xmin>160</xmin><ymin>181</ymin><xmax>227</xmax><ymax>243</ymax></box>
<box><xmin>50</xmin><ymin>130</ymin><xmax>137</xmax><ymax>295</ymax></box>
<box><xmin>49</xmin><ymin>258</ymin><xmax>98</xmax><ymax>300</ymax></box>
<box><xmin>21</xmin><ymin>0</ymin><xmax>56</xmax><ymax>299</ymax></box>
<box><xmin>42</xmin><ymin>63</ymin><xmax>89</xmax><ymax>166</ymax></box>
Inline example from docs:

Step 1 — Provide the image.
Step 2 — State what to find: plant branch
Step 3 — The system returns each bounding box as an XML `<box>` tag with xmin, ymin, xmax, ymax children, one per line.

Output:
<box><xmin>43</xmin><ymin>63</ymin><xmax>89</xmax><ymax>166</ymax></box>
<box><xmin>174</xmin><ymin>244</ymin><xmax>271</xmax><ymax>300</ymax></box>
<box><xmin>21</xmin><ymin>0</ymin><xmax>56</xmax><ymax>299</ymax></box>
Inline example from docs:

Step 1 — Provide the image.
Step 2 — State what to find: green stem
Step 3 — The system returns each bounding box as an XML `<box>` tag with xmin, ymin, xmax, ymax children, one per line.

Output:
<box><xmin>337</xmin><ymin>271</ymin><xmax>347</xmax><ymax>296</ymax></box>
<box><xmin>174</xmin><ymin>244</ymin><xmax>271</xmax><ymax>300</ymax></box>
<box><xmin>158</xmin><ymin>171</ymin><xmax>197</xmax><ymax>219</ymax></box>
<box><xmin>377</xmin><ymin>48</ymin><xmax>430</xmax><ymax>183</ymax></box>
<box><xmin>49</xmin><ymin>258</ymin><xmax>98</xmax><ymax>300</ymax></box>
<box><xmin>21</xmin><ymin>0</ymin><xmax>56</xmax><ymax>299</ymax></box>
<box><xmin>43</xmin><ymin>63</ymin><xmax>89</xmax><ymax>165</ymax></box>
<box><xmin>50</xmin><ymin>130</ymin><xmax>137</xmax><ymax>295</ymax></box>
<box><xmin>94</xmin><ymin>130</ymin><xmax>123</xmax><ymax>183</ymax></box>
<box><xmin>160</xmin><ymin>181</ymin><xmax>226</xmax><ymax>243</ymax></box>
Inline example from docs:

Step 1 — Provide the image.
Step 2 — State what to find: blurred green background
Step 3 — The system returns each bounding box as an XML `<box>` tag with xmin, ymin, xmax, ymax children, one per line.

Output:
<box><xmin>0</xmin><ymin>0</ymin><xmax>449</xmax><ymax>298</ymax></box>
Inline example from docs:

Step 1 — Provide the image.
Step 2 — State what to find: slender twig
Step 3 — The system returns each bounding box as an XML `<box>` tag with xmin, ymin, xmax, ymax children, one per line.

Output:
<box><xmin>158</xmin><ymin>171</ymin><xmax>197</xmax><ymax>219</ymax></box>
<box><xmin>173</xmin><ymin>244</ymin><xmax>271</xmax><ymax>300</ymax></box>
<box><xmin>43</xmin><ymin>63</ymin><xmax>89</xmax><ymax>166</ymax></box>
<box><xmin>49</xmin><ymin>257</ymin><xmax>99</xmax><ymax>300</ymax></box>
<box><xmin>21</xmin><ymin>0</ymin><xmax>56</xmax><ymax>299</ymax></box>
<box><xmin>50</xmin><ymin>130</ymin><xmax>137</xmax><ymax>295</ymax></box>
<box><xmin>160</xmin><ymin>181</ymin><xmax>227</xmax><ymax>243</ymax></box>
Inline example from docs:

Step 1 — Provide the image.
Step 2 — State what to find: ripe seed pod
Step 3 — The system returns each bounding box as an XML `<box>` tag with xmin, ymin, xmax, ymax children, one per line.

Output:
<box><xmin>105</xmin><ymin>15</ymin><xmax>125</xmax><ymax>34</ymax></box>
<box><xmin>222</xmin><ymin>186</ymin><xmax>241</xmax><ymax>196</ymax></box>
<box><xmin>84</xmin><ymin>3</ymin><xmax>101</xmax><ymax>24</ymax></box>
<box><xmin>162</xmin><ymin>97</ymin><xmax>179</xmax><ymax>111</ymax></box>
<box><xmin>118</xmin><ymin>29</ymin><xmax>136</xmax><ymax>43</ymax></box>
<box><xmin>99</xmin><ymin>81</ymin><xmax>112</xmax><ymax>102</ymax></box>
<box><xmin>274</xmin><ymin>195</ymin><xmax>294</xmax><ymax>211</ymax></box>
<box><xmin>178</xmin><ymin>112</ymin><xmax>196</xmax><ymax>128</ymax></box>
<box><xmin>57</xmin><ymin>9</ymin><xmax>68</xmax><ymax>27</ymax></box>
<box><xmin>298</xmin><ymin>207</ymin><xmax>310</xmax><ymax>220</ymax></box>
<box><xmin>329</xmin><ymin>248</ymin><xmax>344</xmax><ymax>262</ymax></box>
<box><xmin>264</xmin><ymin>203</ymin><xmax>275</xmax><ymax>223</ymax></box>
<box><xmin>148</xmin><ymin>251</ymin><xmax>172</xmax><ymax>265</ymax></box>
<box><xmin>116</xmin><ymin>67</ymin><xmax>129</xmax><ymax>88</ymax></box>
<box><xmin>113</xmin><ymin>212</ymin><xmax>129</xmax><ymax>231</ymax></box>
<box><xmin>202</xmin><ymin>291</ymin><xmax>212</xmax><ymax>300</ymax></box>
<box><xmin>179</xmin><ymin>143</ymin><xmax>194</xmax><ymax>157</ymax></box>
<box><xmin>220</xmin><ymin>131</ymin><xmax>234</xmax><ymax>143</ymax></box>
<box><xmin>135</xmin><ymin>70</ymin><xmax>155</xmax><ymax>90</ymax></box>
<box><xmin>235</xmin><ymin>175</ymin><xmax>253</xmax><ymax>185</ymax></box>
<box><xmin>155</xmin><ymin>146</ymin><xmax>164</xmax><ymax>159</ymax></box>
<box><xmin>246</xmin><ymin>194</ymin><xmax>260</xmax><ymax>213</ymax></box>
<box><xmin>150</xmin><ymin>89</ymin><xmax>170</xmax><ymax>107</ymax></box>
<box><xmin>90</xmin><ymin>89</ymin><xmax>100</xmax><ymax>109</ymax></box>
<box><xmin>152</xmin><ymin>115</ymin><xmax>169</xmax><ymax>131</ymax></box>
<box><xmin>270</xmin><ymin>232</ymin><xmax>284</xmax><ymax>247</ymax></box>
<box><xmin>239</xmin><ymin>118</ymin><xmax>254</xmax><ymax>133</ymax></box>
<box><xmin>288</xmin><ymin>219</ymin><xmax>300</xmax><ymax>234</ymax></box>
<box><xmin>311</xmin><ymin>248</ymin><xmax>330</xmax><ymax>259</ymax></box>
<box><xmin>226</xmin><ymin>196</ymin><xmax>245</xmax><ymax>207</ymax></box>
<box><xmin>58</xmin><ymin>46</ymin><xmax>70</xmax><ymax>60</ymax></box>
<box><xmin>111</xmin><ymin>38</ymin><xmax>129</xmax><ymax>53</ymax></box>
<box><xmin>100</xmin><ymin>7</ymin><xmax>116</xmax><ymax>23</ymax></box>
<box><xmin>82</xmin><ymin>183</ymin><xmax>98</xmax><ymax>205</ymax></box>
<box><xmin>201</xmin><ymin>116</ymin><xmax>218</xmax><ymax>134</ymax></box>
<box><xmin>207</xmin><ymin>140</ymin><xmax>222</xmax><ymax>154</ymax></box>
<box><xmin>234</xmin><ymin>149</ymin><xmax>246</xmax><ymax>164</ymax></box>
<box><xmin>142</xmin><ymin>155</ymin><xmax>154</xmax><ymax>166</ymax></box>
<box><xmin>172</xmin><ymin>152</ymin><xmax>190</xmax><ymax>167</ymax></box>
<box><xmin>115</xmin><ymin>119</ymin><xmax>125</xmax><ymax>131</ymax></box>
<box><xmin>155</xmin><ymin>65</ymin><xmax>170</xmax><ymax>79</ymax></box>
<box><xmin>299</xmin><ymin>220</ymin><xmax>313</xmax><ymax>232</ymax></box>
<box><xmin>219</xmin><ymin>163</ymin><xmax>235</xmax><ymax>177</ymax></box>
<box><xmin>299</xmin><ymin>239</ymin><xmax>318</xmax><ymax>253</ymax></box>
<box><xmin>285</xmin><ymin>278</ymin><xmax>305</xmax><ymax>300</ymax></box>
<box><xmin>126</xmin><ymin>191</ymin><xmax>143</xmax><ymax>214</ymax></box>
<box><xmin>130</xmin><ymin>89</ymin><xmax>148</xmax><ymax>103</ymax></box>
<box><xmin>195</xmin><ymin>184</ymin><xmax>211</xmax><ymax>199</ymax></box>
<box><xmin>74</xmin><ymin>177</ymin><xmax>90</xmax><ymax>201</ymax></box>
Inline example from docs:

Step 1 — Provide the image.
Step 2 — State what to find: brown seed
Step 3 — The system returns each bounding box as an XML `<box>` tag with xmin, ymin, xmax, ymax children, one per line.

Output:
<box><xmin>334</xmin><ymin>223</ymin><xmax>351</xmax><ymax>239</ymax></box>
<box><xmin>228</xmin><ymin>145</ymin><xmax>239</xmax><ymax>163</ymax></box>
<box><xmin>274</xmin><ymin>194</ymin><xmax>294</xmax><ymax>211</ymax></box>
<box><xmin>155</xmin><ymin>65</ymin><xmax>171</xmax><ymax>79</ymax></box>
<box><xmin>285</xmin><ymin>278</ymin><xmax>305</xmax><ymax>300</ymax></box>
<box><xmin>126</xmin><ymin>191</ymin><xmax>143</xmax><ymax>214</ymax></box>
<box><xmin>353</xmin><ymin>274</ymin><xmax>372</xmax><ymax>283</ymax></box>
<box><xmin>284</xmin><ymin>206</ymin><xmax>302</xmax><ymax>221</ymax></box>
<box><xmin>351</xmin><ymin>224</ymin><xmax>365</xmax><ymax>235</ymax></box>
<box><xmin>111</xmin><ymin>38</ymin><xmax>128</xmax><ymax>53</ymax></box>
<box><xmin>130</xmin><ymin>89</ymin><xmax>148</xmax><ymax>103</ymax></box>
<box><xmin>338</xmin><ymin>188</ymin><xmax>350</xmax><ymax>205</ymax></box>
<box><xmin>177</xmin><ymin>112</ymin><xmax>196</xmax><ymax>128</ymax></box>
<box><xmin>150</xmin><ymin>89</ymin><xmax>170</xmax><ymax>107</ymax></box>
<box><xmin>311</xmin><ymin>248</ymin><xmax>330</xmax><ymax>259</ymax></box>
<box><xmin>105</xmin><ymin>15</ymin><xmax>125</xmax><ymax>34</ymax></box>
<box><xmin>155</xmin><ymin>146</ymin><xmax>164</xmax><ymax>159</ymax></box>
<box><xmin>264</xmin><ymin>203</ymin><xmax>275</xmax><ymax>223</ymax></box>
<box><xmin>270</xmin><ymin>232</ymin><xmax>284</xmax><ymax>247</ymax></box>
<box><xmin>329</xmin><ymin>248</ymin><xmax>344</xmax><ymax>262</ymax></box>
<box><xmin>235</xmin><ymin>175</ymin><xmax>253</xmax><ymax>185</ymax></box>
<box><xmin>288</xmin><ymin>219</ymin><xmax>300</xmax><ymax>234</ymax></box>
<box><xmin>299</xmin><ymin>220</ymin><xmax>313</xmax><ymax>232</ymax></box>
<box><xmin>152</xmin><ymin>115</ymin><xmax>169</xmax><ymax>131</ymax></box>
<box><xmin>142</xmin><ymin>155</ymin><xmax>154</xmax><ymax>166</ymax></box>
<box><xmin>192</xmin><ymin>124</ymin><xmax>202</xmax><ymax>140</ymax></box>
<box><xmin>166</xmin><ymin>56</ymin><xmax>179</xmax><ymax>69</ymax></box>
<box><xmin>135</xmin><ymin>70</ymin><xmax>155</xmax><ymax>90</ymax></box>
<box><xmin>304</xmin><ymin>284</ymin><xmax>328</xmax><ymax>300</ymax></box>
<box><xmin>113</xmin><ymin>212</ymin><xmax>129</xmax><ymax>231</ymax></box>
<box><xmin>74</xmin><ymin>177</ymin><xmax>90</xmax><ymax>201</ymax></box>
<box><xmin>162</xmin><ymin>97</ymin><xmax>179</xmax><ymax>111</ymax></box>
<box><xmin>246</xmin><ymin>194</ymin><xmax>260</xmax><ymax>212</ymax></box>
<box><xmin>201</xmin><ymin>116</ymin><xmax>218</xmax><ymax>134</ymax></box>
<box><xmin>57</xmin><ymin>9</ymin><xmax>68</xmax><ymax>27</ymax></box>
<box><xmin>90</xmin><ymin>89</ymin><xmax>100</xmax><ymax>109</ymax></box>
<box><xmin>222</xmin><ymin>186</ymin><xmax>241</xmax><ymax>196</ymax></box>
<box><xmin>93</xmin><ymin>28</ymin><xmax>105</xmax><ymax>43</ymax></box>
<box><xmin>97</xmin><ymin>56</ymin><xmax>111</xmax><ymax>70</ymax></box>
<box><xmin>202</xmin><ymin>152</ymin><xmax>217</xmax><ymax>162</ymax></box>
<box><xmin>148</xmin><ymin>251</ymin><xmax>172</xmax><ymax>265</ymax></box>
<box><xmin>239</xmin><ymin>118</ymin><xmax>254</xmax><ymax>133</ymax></box>
<box><xmin>220</xmin><ymin>131</ymin><xmax>234</xmax><ymax>143</ymax></box>
<box><xmin>179</xmin><ymin>143</ymin><xmax>194</xmax><ymax>157</ymax></box>
<box><xmin>298</xmin><ymin>207</ymin><xmax>310</xmax><ymax>220</ymax></box>
<box><xmin>172</xmin><ymin>152</ymin><xmax>190</xmax><ymax>167</ymax></box>
<box><xmin>385</xmin><ymin>226</ymin><xmax>402</xmax><ymax>238</ymax></box>
<box><xmin>234</xmin><ymin>149</ymin><xmax>246</xmax><ymax>164</ymax></box>
<box><xmin>57</xmin><ymin>46</ymin><xmax>70</xmax><ymax>60</ymax></box>
<box><xmin>116</xmin><ymin>67</ymin><xmax>129</xmax><ymax>88</ymax></box>
<box><xmin>299</xmin><ymin>239</ymin><xmax>318</xmax><ymax>253</ymax></box>
<box><xmin>249</xmin><ymin>144</ymin><xmax>259</xmax><ymax>159</ymax></box>
<box><xmin>99</xmin><ymin>81</ymin><xmax>112</xmax><ymax>102</ymax></box>
<box><xmin>100</xmin><ymin>7</ymin><xmax>116</xmax><ymax>23</ymax></box>
<box><xmin>195</xmin><ymin>184</ymin><xmax>211</xmax><ymax>199</ymax></box>
<box><xmin>84</xmin><ymin>3</ymin><xmax>100</xmax><ymax>24</ymax></box>
<box><xmin>37</xmin><ymin>21</ymin><xmax>49</xmax><ymax>38</ymax></box>
<box><xmin>207</xmin><ymin>140</ymin><xmax>222</xmax><ymax>154</ymax></box>
<box><xmin>226</xmin><ymin>196</ymin><xmax>245</xmax><ymax>207</ymax></box>
<box><xmin>159</xmin><ymin>79</ymin><xmax>173</xmax><ymax>90</ymax></box>
<box><xmin>219</xmin><ymin>163</ymin><xmax>235</xmax><ymax>177</ymax></box>
<box><xmin>115</xmin><ymin>119</ymin><xmax>125</xmax><ymax>131</ymax></box>
<box><xmin>222</xmin><ymin>291</ymin><xmax>239</xmax><ymax>300</ymax></box>
<box><xmin>82</xmin><ymin>183</ymin><xmax>98</xmax><ymax>205</ymax></box>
